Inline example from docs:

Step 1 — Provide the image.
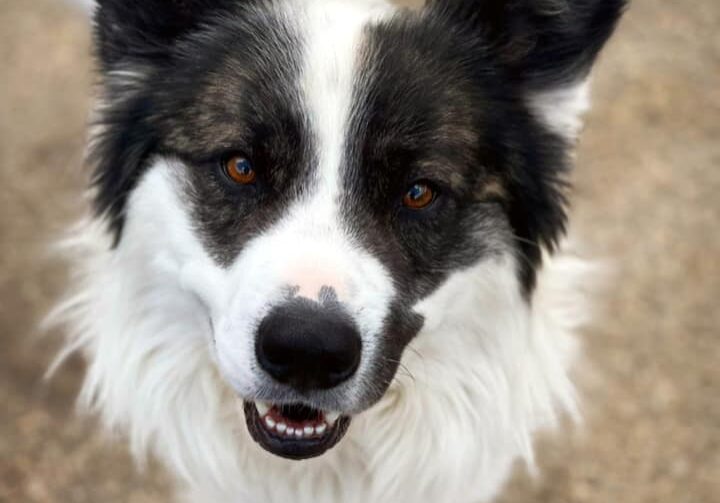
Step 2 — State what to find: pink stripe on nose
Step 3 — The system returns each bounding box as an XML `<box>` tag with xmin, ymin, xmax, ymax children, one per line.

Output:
<box><xmin>286</xmin><ymin>264</ymin><xmax>347</xmax><ymax>300</ymax></box>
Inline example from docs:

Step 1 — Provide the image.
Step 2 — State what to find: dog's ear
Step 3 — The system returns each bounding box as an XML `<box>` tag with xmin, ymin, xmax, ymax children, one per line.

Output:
<box><xmin>89</xmin><ymin>0</ymin><xmax>242</xmax><ymax>238</ymax></box>
<box><xmin>94</xmin><ymin>0</ymin><xmax>238</xmax><ymax>69</ymax></box>
<box><xmin>424</xmin><ymin>0</ymin><xmax>625</xmax><ymax>288</ymax></box>
<box><xmin>88</xmin><ymin>0</ymin><xmax>242</xmax><ymax>240</ymax></box>
<box><xmin>427</xmin><ymin>0</ymin><xmax>626</xmax><ymax>88</ymax></box>
<box><xmin>427</xmin><ymin>0</ymin><xmax>626</xmax><ymax>137</ymax></box>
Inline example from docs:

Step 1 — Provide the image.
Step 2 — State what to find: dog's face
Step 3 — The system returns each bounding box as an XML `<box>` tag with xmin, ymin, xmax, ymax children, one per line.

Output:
<box><xmin>91</xmin><ymin>0</ymin><xmax>623</xmax><ymax>460</ymax></box>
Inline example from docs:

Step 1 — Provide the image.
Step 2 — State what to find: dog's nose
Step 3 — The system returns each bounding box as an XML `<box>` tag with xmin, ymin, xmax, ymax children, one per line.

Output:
<box><xmin>255</xmin><ymin>298</ymin><xmax>362</xmax><ymax>391</ymax></box>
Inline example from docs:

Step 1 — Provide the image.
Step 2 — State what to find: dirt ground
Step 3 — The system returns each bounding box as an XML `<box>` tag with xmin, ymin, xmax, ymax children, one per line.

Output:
<box><xmin>1</xmin><ymin>0</ymin><xmax>718</xmax><ymax>502</ymax></box>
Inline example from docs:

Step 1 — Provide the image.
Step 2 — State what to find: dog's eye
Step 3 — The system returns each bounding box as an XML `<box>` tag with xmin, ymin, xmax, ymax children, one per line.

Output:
<box><xmin>402</xmin><ymin>182</ymin><xmax>435</xmax><ymax>210</ymax></box>
<box><xmin>224</xmin><ymin>155</ymin><xmax>256</xmax><ymax>185</ymax></box>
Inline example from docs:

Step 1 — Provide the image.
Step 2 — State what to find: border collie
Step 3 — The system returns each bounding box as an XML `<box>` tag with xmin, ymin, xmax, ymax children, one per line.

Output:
<box><xmin>51</xmin><ymin>0</ymin><xmax>625</xmax><ymax>501</ymax></box>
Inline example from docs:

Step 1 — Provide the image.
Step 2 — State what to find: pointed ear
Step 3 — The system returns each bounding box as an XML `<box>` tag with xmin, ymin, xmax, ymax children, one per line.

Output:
<box><xmin>90</xmin><ymin>0</ymin><xmax>238</xmax><ymax>237</ymax></box>
<box><xmin>427</xmin><ymin>0</ymin><xmax>625</xmax><ymax>138</ymax></box>
<box><xmin>428</xmin><ymin>0</ymin><xmax>625</xmax><ymax>88</ymax></box>
<box><xmin>95</xmin><ymin>0</ymin><xmax>237</xmax><ymax>68</ymax></box>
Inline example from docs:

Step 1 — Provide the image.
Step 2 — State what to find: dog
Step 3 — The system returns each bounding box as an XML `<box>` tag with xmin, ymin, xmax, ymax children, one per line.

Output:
<box><xmin>51</xmin><ymin>0</ymin><xmax>625</xmax><ymax>501</ymax></box>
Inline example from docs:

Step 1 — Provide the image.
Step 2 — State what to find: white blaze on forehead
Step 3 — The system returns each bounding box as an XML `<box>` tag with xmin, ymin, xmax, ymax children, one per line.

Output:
<box><xmin>259</xmin><ymin>0</ymin><xmax>395</xmax><ymax>298</ymax></box>
<box><xmin>297</xmin><ymin>0</ymin><xmax>394</xmax><ymax>219</ymax></box>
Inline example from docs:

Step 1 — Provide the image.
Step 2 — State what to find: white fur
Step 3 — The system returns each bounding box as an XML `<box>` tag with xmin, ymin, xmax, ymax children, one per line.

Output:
<box><xmin>50</xmin><ymin>159</ymin><xmax>591</xmax><ymax>502</ymax></box>
<box><xmin>529</xmin><ymin>80</ymin><xmax>591</xmax><ymax>141</ymax></box>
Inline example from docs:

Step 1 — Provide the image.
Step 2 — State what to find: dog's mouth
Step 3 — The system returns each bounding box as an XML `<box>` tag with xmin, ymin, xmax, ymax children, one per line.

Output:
<box><xmin>243</xmin><ymin>401</ymin><xmax>351</xmax><ymax>460</ymax></box>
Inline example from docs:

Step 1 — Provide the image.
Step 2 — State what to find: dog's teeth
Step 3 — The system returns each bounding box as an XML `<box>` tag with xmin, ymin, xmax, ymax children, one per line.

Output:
<box><xmin>303</xmin><ymin>426</ymin><xmax>314</xmax><ymax>435</ymax></box>
<box><xmin>325</xmin><ymin>411</ymin><xmax>341</xmax><ymax>425</ymax></box>
<box><xmin>294</xmin><ymin>428</ymin><xmax>304</xmax><ymax>438</ymax></box>
<box><xmin>264</xmin><ymin>416</ymin><xmax>276</xmax><ymax>429</ymax></box>
<box><xmin>315</xmin><ymin>423</ymin><xmax>327</xmax><ymax>435</ymax></box>
<box><xmin>276</xmin><ymin>422</ymin><xmax>287</xmax><ymax>433</ymax></box>
<box><xmin>255</xmin><ymin>401</ymin><xmax>271</xmax><ymax>416</ymax></box>
<box><xmin>286</xmin><ymin>427</ymin><xmax>295</xmax><ymax>436</ymax></box>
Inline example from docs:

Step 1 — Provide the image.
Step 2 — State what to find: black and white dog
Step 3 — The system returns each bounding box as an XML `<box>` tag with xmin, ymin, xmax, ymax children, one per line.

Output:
<box><xmin>52</xmin><ymin>0</ymin><xmax>625</xmax><ymax>501</ymax></box>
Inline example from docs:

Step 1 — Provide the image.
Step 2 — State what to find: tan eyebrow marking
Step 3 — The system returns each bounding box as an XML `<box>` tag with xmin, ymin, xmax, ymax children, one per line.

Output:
<box><xmin>474</xmin><ymin>177</ymin><xmax>506</xmax><ymax>201</ymax></box>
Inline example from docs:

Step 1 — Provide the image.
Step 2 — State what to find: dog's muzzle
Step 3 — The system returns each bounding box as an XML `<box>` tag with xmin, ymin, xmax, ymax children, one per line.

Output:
<box><xmin>244</xmin><ymin>296</ymin><xmax>360</xmax><ymax>459</ymax></box>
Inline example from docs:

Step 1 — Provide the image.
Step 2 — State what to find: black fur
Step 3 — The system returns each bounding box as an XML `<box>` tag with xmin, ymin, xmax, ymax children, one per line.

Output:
<box><xmin>95</xmin><ymin>0</ymin><xmax>239</xmax><ymax>70</ymax></box>
<box><xmin>423</xmin><ymin>0</ymin><xmax>626</xmax><ymax>290</ymax></box>
<box><xmin>427</xmin><ymin>0</ymin><xmax>627</xmax><ymax>89</ymax></box>
<box><xmin>91</xmin><ymin>0</ymin><xmax>311</xmax><ymax>245</ymax></box>
<box><xmin>91</xmin><ymin>0</ymin><xmax>238</xmax><ymax>238</ymax></box>
<box><xmin>342</xmin><ymin>0</ymin><xmax>625</xmax><ymax>293</ymax></box>
<box><xmin>90</xmin><ymin>0</ymin><xmax>625</xmax><ymax>294</ymax></box>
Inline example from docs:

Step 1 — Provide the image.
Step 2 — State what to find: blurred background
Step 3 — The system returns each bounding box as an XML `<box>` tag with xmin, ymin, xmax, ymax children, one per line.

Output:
<box><xmin>1</xmin><ymin>0</ymin><xmax>718</xmax><ymax>501</ymax></box>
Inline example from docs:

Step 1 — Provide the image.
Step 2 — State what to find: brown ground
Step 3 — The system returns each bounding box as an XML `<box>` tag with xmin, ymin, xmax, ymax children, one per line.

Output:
<box><xmin>1</xmin><ymin>0</ymin><xmax>718</xmax><ymax>502</ymax></box>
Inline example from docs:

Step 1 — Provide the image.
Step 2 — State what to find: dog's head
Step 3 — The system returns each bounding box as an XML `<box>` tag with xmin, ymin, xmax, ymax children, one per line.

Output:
<box><xmin>90</xmin><ymin>0</ymin><xmax>623</xmax><ymax>460</ymax></box>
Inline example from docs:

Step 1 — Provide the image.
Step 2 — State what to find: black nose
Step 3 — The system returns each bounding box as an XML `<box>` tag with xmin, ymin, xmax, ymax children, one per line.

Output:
<box><xmin>255</xmin><ymin>298</ymin><xmax>362</xmax><ymax>391</ymax></box>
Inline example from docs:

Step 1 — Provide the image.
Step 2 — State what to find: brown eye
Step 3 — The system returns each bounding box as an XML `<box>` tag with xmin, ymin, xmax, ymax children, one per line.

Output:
<box><xmin>224</xmin><ymin>155</ymin><xmax>256</xmax><ymax>184</ymax></box>
<box><xmin>402</xmin><ymin>182</ymin><xmax>435</xmax><ymax>209</ymax></box>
